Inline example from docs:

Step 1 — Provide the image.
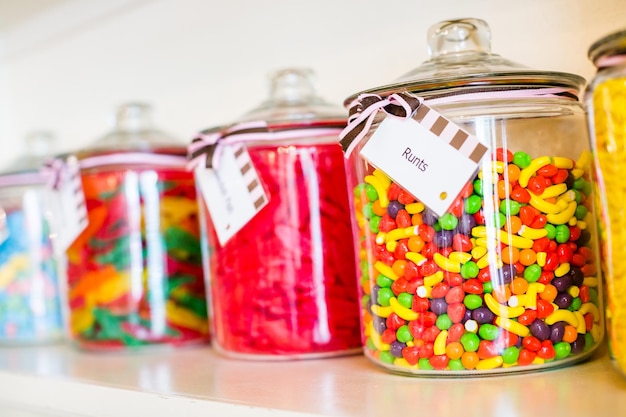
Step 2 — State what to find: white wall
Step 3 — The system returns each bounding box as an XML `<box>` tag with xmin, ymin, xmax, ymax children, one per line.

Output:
<box><xmin>0</xmin><ymin>0</ymin><xmax>624</xmax><ymax>167</ymax></box>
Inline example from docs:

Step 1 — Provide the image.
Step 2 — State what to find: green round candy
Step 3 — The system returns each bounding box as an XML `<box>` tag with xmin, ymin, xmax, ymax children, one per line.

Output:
<box><xmin>482</xmin><ymin>281</ymin><xmax>493</xmax><ymax>293</ymax></box>
<box><xmin>433</xmin><ymin>222</ymin><xmax>442</xmax><ymax>232</ymax></box>
<box><xmin>376</xmin><ymin>274</ymin><xmax>394</xmax><ymax>288</ymax></box>
<box><xmin>465</xmin><ymin>195</ymin><xmax>482</xmax><ymax>214</ymax></box>
<box><xmin>502</xmin><ymin>346</ymin><xmax>520</xmax><ymax>364</ymax></box>
<box><xmin>369</xmin><ymin>215</ymin><xmax>381</xmax><ymax>234</ymax></box>
<box><xmin>573</xmin><ymin>177</ymin><xmax>585</xmax><ymax>190</ymax></box>
<box><xmin>436</xmin><ymin>314</ymin><xmax>453</xmax><ymax>330</ymax></box>
<box><xmin>419</xmin><ymin>357</ymin><xmax>434</xmax><ymax>370</ymax></box>
<box><xmin>361</xmin><ymin>294</ymin><xmax>370</xmax><ymax>308</ymax></box>
<box><xmin>582</xmin><ymin>181</ymin><xmax>592</xmax><ymax>197</ymax></box>
<box><xmin>377</xmin><ymin>288</ymin><xmax>394</xmax><ymax>307</ymax></box>
<box><xmin>575</xmin><ymin>205</ymin><xmax>588</xmax><ymax>220</ymax></box>
<box><xmin>460</xmin><ymin>332</ymin><xmax>480</xmax><ymax>352</ymax></box>
<box><xmin>513</xmin><ymin>151</ymin><xmax>532</xmax><ymax>169</ymax></box>
<box><xmin>524</xmin><ymin>264</ymin><xmax>542</xmax><ymax>283</ymax></box>
<box><xmin>584</xmin><ymin>332</ymin><xmax>595</xmax><ymax>350</ymax></box>
<box><xmin>572</xmin><ymin>189</ymin><xmax>582</xmax><ymax>204</ymax></box>
<box><xmin>379</xmin><ymin>350</ymin><xmax>396</xmax><ymax>364</ymax></box>
<box><xmin>362</xmin><ymin>202</ymin><xmax>375</xmax><ymax>219</ymax></box>
<box><xmin>354</xmin><ymin>183</ymin><xmax>366</xmax><ymax>198</ymax></box>
<box><xmin>494</xmin><ymin>212</ymin><xmax>506</xmax><ymax>228</ymax></box>
<box><xmin>544</xmin><ymin>224</ymin><xmax>557</xmax><ymax>239</ymax></box>
<box><xmin>589</xmin><ymin>288</ymin><xmax>599</xmax><ymax>304</ymax></box>
<box><xmin>397</xmin><ymin>292</ymin><xmax>413</xmax><ymax>309</ymax></box>
<box><xmin>555</xmin><ymin>224</ymin><xmax>571</xmax><ymax>243</ymax></box>
<box><xmin>554</xmin><ymin>341</ymin><xmax>572</xmax><ymax>360</ymax></box>
<box><xmin>396</xmin><ymin>325</ymin><xmax>413</xmax><ymax>343</ymax></box>
<box><xmin>464</xmin><ymin>294</ymin><xmax>483</xmax><ymax>310</ymax></box>
<box><xmin>473</xmin><ymin>179</ymin><xmax>484</xmax><ymax>196</ymax></box>
<box><xmin>461</xmin><ymin>261</ymin><xmax>479</xmax><ymax>279</ymax></box>
<box><xmin>439</xmin><ymin>213</ymin><xmax>459</xmax><ymax>231</ymax></box>
<box><xmin>500</xmin><ymin>199</ymin><xmax>520</xmax><ymax>216</ymax></box>
<box><xmin>366</xmin><ymin>337</ymin><xmax>377</xmax><ymax>351</ymax></box>
<box><xmin>568</xmin><ymin>297</ymin><xmax>582</xmax><ymax>312</ymax></box>
<box><xmin>364</xmin><ymin>183</ymin><xmax>379</xmax><ymax>201</ymax></box>
<box><xmin>448</xmin><ymin>358</ymin><xmax>465</xmax><ymax>370</ymax></box>
<box><xmin>478</xmin><ymin>323</ymin><xmax>499</xmax><ymax>341</ymax></box>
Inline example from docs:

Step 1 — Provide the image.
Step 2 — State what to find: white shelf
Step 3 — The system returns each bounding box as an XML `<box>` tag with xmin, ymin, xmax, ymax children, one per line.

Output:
<box><xmin>0</xmin><ymin>344</ymin><xmax>624</xmax><ymax>416</ymax></box>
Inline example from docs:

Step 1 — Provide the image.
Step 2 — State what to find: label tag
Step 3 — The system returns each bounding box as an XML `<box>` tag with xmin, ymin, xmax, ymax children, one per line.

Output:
<box><xmin>195</xmin><ymin>144</ymin><xmax>268</xmax><ymax>245</ymax></box>
<box><xmin>360</xmin><ymin>105</ymin><xmax>488</xmax><ymax>216</ymax></box>
<box><xmin>51</xmin><ymin>156</ymin><xmax>89</xmax><ymax>251</ymax></box>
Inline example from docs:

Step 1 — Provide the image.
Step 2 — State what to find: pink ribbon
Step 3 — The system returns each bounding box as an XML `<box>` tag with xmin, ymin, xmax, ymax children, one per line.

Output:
<box><xmin>188</xmin><ymin>120</ymin><xmax>344</xmax><ymax>170</ymax></box>
<box><xmin>339</xmin><ymin>87</ymin><xmax>580</xmax><ymax>158</ymax></box>
<box><xmin>340</xmin><ymin>93</ymin><xmax>421</xmax><ymax>157</ymax></box>
<box><xmin>595</xmin><ymin>54</ymin><xmax>626</xmax><ymax>69</ymax></box>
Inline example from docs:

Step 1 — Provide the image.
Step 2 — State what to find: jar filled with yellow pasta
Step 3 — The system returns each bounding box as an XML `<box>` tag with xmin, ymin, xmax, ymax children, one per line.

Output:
<box><xmin>587</xmin><ymin>28</ymin><xmax>626</xmax><ymax>376</ymax></box>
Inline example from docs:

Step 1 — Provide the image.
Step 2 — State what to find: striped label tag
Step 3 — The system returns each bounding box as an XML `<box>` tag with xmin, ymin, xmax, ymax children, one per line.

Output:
<box><xmin>195</xmin><ymin>144</ymin><xmax>268</xmax><ymax>245</ymax></box>
<box><xmin>360</xmin><ymin>104</ymin><xmax>488</xmax><ymax>216</ymax></box>
<box><xmin>54</xmin><ymin>155</ymin><xmax>88</xmax><ymax>251</ymax></box>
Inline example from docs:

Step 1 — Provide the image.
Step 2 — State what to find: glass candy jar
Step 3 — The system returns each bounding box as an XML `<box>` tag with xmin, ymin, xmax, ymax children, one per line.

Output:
<box><xmin>0</xmin><ymin>132</ymin><xmax>65</xmax><ymax>344</ymax></box>
<box><xmin>586</xmin><ymin>28</ymin><xmax>626</xmax><ymax>377</ymax></box>
<box><xmin>341</xmin><ymin>18</ymin><xmax>604</xmax><ymax>375</ymax></box>
<box><xmin>189</xmin><ymin>68</ymin><xmax>361</xmax><ymax>359</ymax></box>
<box><xmin>56</xmin><ymin>103</ymin><xmax>209</xmax><ymax>351</ymax></box>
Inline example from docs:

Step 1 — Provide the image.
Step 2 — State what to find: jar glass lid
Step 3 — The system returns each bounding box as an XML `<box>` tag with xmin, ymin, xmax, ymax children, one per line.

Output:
<box><xmin>346</xmin><ymin>18</ymin><xmax>585</xmax><ymax>103</ymax></box>
<box><xmin>80</xmin><ymin>102</ymin><xmax>184</xmax><ymax>156</ymax></box>
<box><xmin>238</xmin><ymin>68</ymin><xmax>346</xmax><ymax>126</ymax></box>
<box><xmin>588</xmin><ymin>27</ymin><xmax>626</xmax><ymax>67</ymax></box>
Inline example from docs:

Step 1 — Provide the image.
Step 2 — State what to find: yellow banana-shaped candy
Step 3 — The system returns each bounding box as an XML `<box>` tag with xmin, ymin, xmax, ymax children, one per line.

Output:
<box><xmin>374</xmin><ymin>261</ymin><xmax>399</xmax><ymax>280</ymax></box>
<box><xmin>518</xmin><ymin>156</ymin><xmax>551</xmax><ymax>187</ymax></box>
<box><xmin>518</xmin><ymin>226</ymin><xmax>548</xmax><ymax>240</ymax></box>
<box><xmin>545</xmin><ymin>309</ymin><xmax>579</xmax><ymax>327</ymax></box>
<box><xmin>433</xmin><ymin>252</ymin><xmax>461</xmax><ymax>273</ymax></box>
<box><xmin>495</xmin><ymin>316</ymin><xmax>530</xmax><ymax>337</ymax></box>
<box><xmin>364</xmin><ymin>175</ymin><xmax>389</xmax><ymax>208</ymax></box>
<box><xmin>484</xmin><ymin>293</ymin><xmax>525</xmax><ymax>318</ymax></box>
<box><xmin>389</xmin><ymin>297</ymin><xmax>419</xmax><ymax>321</ymax></box>
<box><xmin>433</xmin><ymin>329</ymin><xmax>448</xmax><ymax>355</ymax></box>
<box><xmin>546</xmin><ymin>201</ymin><xmax>577</xmax><ymax>225</ymax></box>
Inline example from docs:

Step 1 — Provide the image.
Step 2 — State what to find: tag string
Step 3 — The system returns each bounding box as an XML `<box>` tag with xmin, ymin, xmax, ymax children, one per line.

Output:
<box><xmin>187</xmin><ymin>121</ymin><xmax>344</xmax><ymax>170</ymax></box>
<box><xmin>339</xmin><ymin>87</ymin><xmax>579</xmax><ymax>158</ymax></box>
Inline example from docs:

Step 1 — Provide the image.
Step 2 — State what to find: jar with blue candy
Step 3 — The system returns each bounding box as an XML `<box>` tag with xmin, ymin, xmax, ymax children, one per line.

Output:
<box><xmin>0</xmin><ymin>132</ymin><xmax>65</xmax><ymax>344</ymax></box>
<box><xmin>341</xmin><ymin>18</ymin><xmax>604</xmax><ymax>375</ymax></box>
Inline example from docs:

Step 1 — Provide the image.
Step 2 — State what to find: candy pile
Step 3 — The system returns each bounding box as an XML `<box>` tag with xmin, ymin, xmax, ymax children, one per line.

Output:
<box><xmin>204</xmin><ymin>143</ymin><xmax>362</xmax><ymax>357</ymax></box>
<box><xmin>67</xmin><ymin>168</ymin><xmax>209</xmax><ymax>350</ymax></box>
<box><xmin>0</xmin><ymin>191</ymin><xmax>63</xmax><ymax>343</ymax></box>
<box><xmin>353</xmin><ymin>148</ymin><xmax>602</xmax><ymax>372</ymax></box>
<box><xmin>590</xmin><ymin>77</ymin><xmax>626</xmax><ymax>372</ymax></box>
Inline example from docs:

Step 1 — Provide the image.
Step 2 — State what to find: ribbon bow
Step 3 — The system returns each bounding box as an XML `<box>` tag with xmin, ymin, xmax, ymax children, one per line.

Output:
<box><xmin>188</xmin><ymin>120</ymin><xmax>346</xmax><ymax>170</ymax></box>
<box><xmin>339</xmin><ymin>92</ymin><xmax>422</xmax><ymax>157</ymax></box>
<box><xmin>188</xmin><ymin>121</ymin><xmax>270</xmax><ymax>170</ymax></box>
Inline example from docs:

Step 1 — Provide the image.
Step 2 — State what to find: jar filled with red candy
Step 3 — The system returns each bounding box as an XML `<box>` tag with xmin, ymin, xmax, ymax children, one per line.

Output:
<box><xmin>0</xmin><ymin>132</ymin><xmax>65</xmax><ymax>344</ymax></box>
<box><xmin>189</xmin><ymin>68</ymin><xmax>361</xmax><ymax>359</ymax></box>
<box><xmin>340</xmin><ymin>18</ymin><xmax>604</xmax><ymax>375</ymax></box>
<box><xmin>55</xmin><ymin>103</ymin><xmax>209</xmax><ymax>351</ymax></box>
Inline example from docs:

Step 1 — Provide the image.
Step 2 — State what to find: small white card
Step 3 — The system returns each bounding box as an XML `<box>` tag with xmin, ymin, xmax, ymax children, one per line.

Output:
<box><xmin>52</xmin><ymin>156</ymin><xmax>89</xmax><ymax>251</ymax></box>
<box><xmin>360</xmin><ymin>107</ymin><xmax>488</xmax><ymax>216</ymax></box>
<box><xmin>195</xmin><ymin>144</ymin><xmax>268</xmax><ymax>246</ymax></box>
